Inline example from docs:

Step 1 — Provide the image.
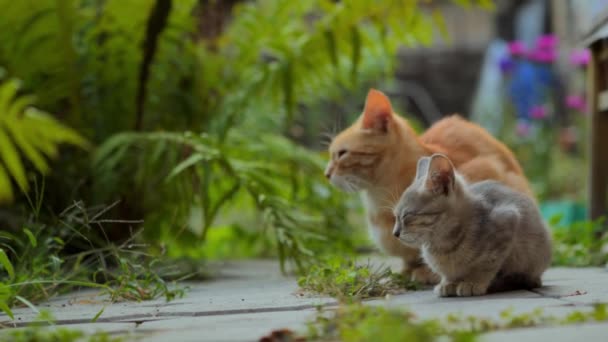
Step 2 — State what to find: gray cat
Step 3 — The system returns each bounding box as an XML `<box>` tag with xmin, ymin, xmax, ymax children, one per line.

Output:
<box><xmin>392</xmin><ymin>153</ymin><xmax>552</xmax><ymax>297</ymax></box>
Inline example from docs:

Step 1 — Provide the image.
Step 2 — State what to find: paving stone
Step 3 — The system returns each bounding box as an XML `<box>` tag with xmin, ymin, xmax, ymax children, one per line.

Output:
<box><xmin>0</xmin><ymin>259</ymin><xmax>606</xmax><ymax>341</ymax></box>
<box><xmin>0</xmin><ymin>289</ymin><xmax>158</xmax><ymax>326</ymax></box>
<box><xmin>369</xmin><ymin>289</ymin><xmax>566</xmax><ymax>320</ymax></box>
<box><xmin>532</xmin><ymin>267</ymin><xmax>608</xmax><ymax>304</ymax></box>
<box><xmin>137</xmin><ymin>309</ymin><xmax>315</xmax><ymax>342</ymax></box>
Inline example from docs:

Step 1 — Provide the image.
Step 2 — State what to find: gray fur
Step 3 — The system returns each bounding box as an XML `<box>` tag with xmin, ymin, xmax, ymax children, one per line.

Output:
<box><xmin>393</xmin><ymin>154</ymin><xmax>552</xmax><ymax>297</ymax></box>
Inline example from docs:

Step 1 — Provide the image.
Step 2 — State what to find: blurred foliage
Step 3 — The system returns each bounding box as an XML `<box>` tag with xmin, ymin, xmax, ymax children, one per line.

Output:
<box><xmin>0</xmin><ymin>311</ymin><xmax>125</xmax><ymax>341</ymax></box>
<box><xmin>492</xmin><ymin>35</ymin><xmax>590</xmax><ymax>203</ymax></box>
<box><xmin>551</xmin><ymin>216</ymin><xmax>608</xmax><ymax>267</ymax></box>
<box><xmin>304</xmin><ymin>302</ymin><xmax>608</xmax><ymax>342</ymax></box>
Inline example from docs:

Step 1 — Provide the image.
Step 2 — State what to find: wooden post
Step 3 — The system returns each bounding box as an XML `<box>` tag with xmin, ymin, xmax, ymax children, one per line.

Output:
<box><xmin>588</xmin><ymin>40</ymin><xmax>608</xmax><ymax>220</ymax></box>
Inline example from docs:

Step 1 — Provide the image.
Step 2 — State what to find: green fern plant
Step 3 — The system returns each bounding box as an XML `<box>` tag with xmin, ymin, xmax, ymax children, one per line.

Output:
<box><xmin>0</xmin><ymin>78</ymin><xmax>88</xmax><ymax>202</ymax></box>
<box><xmin>93</xmin><ymin>130</ymin><xmax>353</xmax><ymax>271</ymax></box>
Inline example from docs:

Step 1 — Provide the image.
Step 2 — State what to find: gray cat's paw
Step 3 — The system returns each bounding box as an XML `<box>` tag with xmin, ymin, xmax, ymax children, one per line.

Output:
<box><xmin>434</xmin><ymin>283</ymin><xmax>458</xmax><ymax>297</ymax></box>
<box><xmin>455</xmin><ymin>282</ymin><xmax>487</xmax><ymax>296</ymax></box>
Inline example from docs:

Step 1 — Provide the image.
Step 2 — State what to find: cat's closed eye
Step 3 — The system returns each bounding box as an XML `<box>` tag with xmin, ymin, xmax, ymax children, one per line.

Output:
<box><xmin>337</xmin><ymin>149</ymin><xmax>348</xmax><ymax>158</ymax></box>
<box><xmin>403</xmin><ymin>212</ymin><xmax>440</xmax><ymax>226</ymax></box>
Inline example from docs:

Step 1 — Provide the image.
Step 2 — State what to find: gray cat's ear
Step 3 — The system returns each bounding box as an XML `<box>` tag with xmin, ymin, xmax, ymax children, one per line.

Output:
<box><xmin>415</xmin><ymin>157</ymin><xmax>430</xmax><ymax>180</ymax></box>
<box><xmin>424</xmin><ymin>154</ymin><xmax>456</xmax><ymax>196</ymax></box>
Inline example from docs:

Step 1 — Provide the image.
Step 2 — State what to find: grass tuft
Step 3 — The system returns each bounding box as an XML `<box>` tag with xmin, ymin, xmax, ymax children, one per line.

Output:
<box><xmin>297</xmin><ymin>257</ymin><xmax>419</xmax><ymax>302</ymax></box>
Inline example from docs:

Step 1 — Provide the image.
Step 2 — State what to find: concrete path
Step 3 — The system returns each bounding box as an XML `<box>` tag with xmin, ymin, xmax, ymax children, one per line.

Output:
<box><xmin>0</xmin><ymin>258</ymin><xmax>607</xmax><ymax>341</ymax></box>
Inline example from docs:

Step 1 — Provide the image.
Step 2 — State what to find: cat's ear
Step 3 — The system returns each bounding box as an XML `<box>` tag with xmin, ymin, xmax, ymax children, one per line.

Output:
<box><xmin>415</xmin><ymin>157</ymin><xmax>430</xmax><ymax>180</ymax></box>
<box><xmin>424</xmin><ymin>154</ymin><xmax>455</xmax><ymax>196</ymax></box>
<box><xmin>361</xmin><ymin>89</ymin><xmax>393</xmax><ymax>132</ymax></box>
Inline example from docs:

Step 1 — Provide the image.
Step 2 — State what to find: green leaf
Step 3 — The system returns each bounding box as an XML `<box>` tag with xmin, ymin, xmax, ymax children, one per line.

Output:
<box><xmin>4</xmin><ymin>118</ymin><xmax>49</xmax><ymax>173</ymax></box>
<box><xmin>0</xmin><ymin>249</ymin><xmax>14</xmax><ymax>280</ymax></box>
<box><xmin>432</xmin><ymin>10</ymin><xmax>450</xmax><ymax>43</ymax></box>
<box><xmin>23</xmin><ymin>228</ymin><xmax>37</xmax><ymax>247</ymax></box>
<box><xmin>167</xmin><ymin>153</ymin><xmax>206</xmax><ymax>180</ymax></box>
<box><xmin>0</xmin><ymin>164</ymin><xmax>14</xmax><ymax>203</ymax></box>
<box><xmin>0</xmin><ymin>129</ymin><xmax>27</xmax><ymax>191</ymax></box>
<box><xmin>91</xmin><ymin>307</ymin><xmax>105</xmax><ymax>322</ymax></box>
<box><xmin>15</xmin><ymin>295</ymin><xmax>39</xmax><ymax>314</ymax></box>
<box><xmin>0</xmin><ymin>301</ymin><xmax>14</xmax><ymax>320</ymax></box>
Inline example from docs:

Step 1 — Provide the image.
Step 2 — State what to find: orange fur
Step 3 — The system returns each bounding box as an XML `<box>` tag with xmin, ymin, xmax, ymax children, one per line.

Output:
<box><xmin>325</xmin><ymin>89</ymin><xmax>532</xmax><ymax>284</ymax></box>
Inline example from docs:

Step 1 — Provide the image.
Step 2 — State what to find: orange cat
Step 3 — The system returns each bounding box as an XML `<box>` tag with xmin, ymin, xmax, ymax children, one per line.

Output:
<box><xmin>325</xmin><ymin>89</ymin><xmax>532</xmax><ymax>284</ymax></box>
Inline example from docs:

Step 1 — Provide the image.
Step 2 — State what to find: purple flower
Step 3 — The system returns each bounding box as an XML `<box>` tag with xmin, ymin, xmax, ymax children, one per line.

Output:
<box><xmin>536</xmin><ymin>34</ymin><xmax>558</xmax><ymax>50</ymax></box>
<box><xmin>565</xmin><ymin>94</ymin><xmax>587</xmax><ymax>113</ymax></box>
<box><xmin>508</xmin><ymin>41</ymin><xmax>526</xmax><ymax>57</ymax></box>
<box><xmin>516</xmin><ymin>121</ymin><xmax>531</xmax><ymax>137</ymax></box>
<box><xmin>529</xmin><ymin>105</ymin><xmax>548</xmax><ymax>119</ymax></box>
<box><xmin>498</xmin><ymin>56</ymin><xmax>514</xmax><ymax>73</ymax></box>
<box><xmin>569</xmin><ymin>49</ymin><xmax>591</xmax><ymax>67</ymax></box>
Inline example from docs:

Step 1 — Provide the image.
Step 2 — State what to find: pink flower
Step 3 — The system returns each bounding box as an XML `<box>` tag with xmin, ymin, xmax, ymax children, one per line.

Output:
<box><xmin>565</xmin><ymin>94</ymin><xmax>587</xmax><ymax>113</ymax></box>
<box><xmin>516</xmin><ymin>121</ymin><xmax>531</xmax><ymax>137</ymax></box>
<box><xmin>529</xmin><ymin>105</ymin><xmax>548</xmax><ymax>119</ymax></box>
<box><xmin>528</xmin><ymin>49</ymin><xmax>557</xmax><ymax>63</ymax></box>
<box><xmin>536</xmin><ymin>34</ymin><xmax>558</xmax><ymax>50</ymax></box>
<box><xmin>508</xmin><ymin>41</ymin><xmax>526</xmax><ymax>57</ymax></box>
<box><xmin>569</xmin><ymin>49</ymin><xmax>591</xmax><ymax>67</ymax></box>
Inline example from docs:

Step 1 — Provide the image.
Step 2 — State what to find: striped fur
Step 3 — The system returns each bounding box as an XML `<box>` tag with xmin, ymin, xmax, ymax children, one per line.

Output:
<box><xmin>325</xmin><ymin>89</ymin><xmax>532</xmax><ymax>284</ymax></box>
<box><xmin>393</xmin><ymin>154</ymin><xmax>552</xmax><ymax>297</ymax></box>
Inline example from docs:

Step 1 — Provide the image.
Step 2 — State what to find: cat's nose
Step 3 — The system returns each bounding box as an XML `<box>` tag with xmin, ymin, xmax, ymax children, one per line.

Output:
<box><xmin>393</xmin><ymin>223</ymin><xmax>401</xmax><ymax>237</ymax></box>
<box><xmin>324</xmin><ymin>163</ymin><xmax>334</xmax><ymax>179</ymax></box>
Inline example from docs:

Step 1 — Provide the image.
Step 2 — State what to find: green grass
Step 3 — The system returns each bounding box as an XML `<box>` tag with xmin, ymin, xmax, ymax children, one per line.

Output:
<box><xmin>551</xmin><ymin>216</ymin><xmax>608</xmax><ymax>267</ymax></box>
<box><xmin>0</xmin><ymin>311</ymin><xmax>125</xmax><ymax>342</ymax></box>
<box><xmin>0</xmin><ymin>201</ymin><xmax>193</xmax><ymax>320</ymax></box>
<box><xmin>304</xmin><ymin>303</ymin><xmax>608</xmax><ymax>342</ymax></box>
<box><xmin>298</xmin><ymin>257</ymin><xmax>419</xmax><ymax>302</ymax></box>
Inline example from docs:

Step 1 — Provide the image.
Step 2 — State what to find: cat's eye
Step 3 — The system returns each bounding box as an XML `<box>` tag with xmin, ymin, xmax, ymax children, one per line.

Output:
<box><xmin>337</xmin><ymin>149</ymin><xmax>347</xmax><ymax>158</ymax></box>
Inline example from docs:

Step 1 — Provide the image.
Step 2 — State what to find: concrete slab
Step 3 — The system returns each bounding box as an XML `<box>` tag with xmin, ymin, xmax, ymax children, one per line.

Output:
<box><xmin>137</xmin><ymin>309</ymin><xmax>315</xmax><ymax>342</ymax></box>
<box><xmin>533</xmin><ymin>267</ymin><xmax>608</xmax><ymax>304</ymax></box>
<box><xmin>0</xmin><ymin>259</ymin><xmax>606</xmax><ymax>341</ymax></box>
<box><xmin>370</xmin><ymin>289</ymin><xmax>566</xmax><ymax>320</ymax></box>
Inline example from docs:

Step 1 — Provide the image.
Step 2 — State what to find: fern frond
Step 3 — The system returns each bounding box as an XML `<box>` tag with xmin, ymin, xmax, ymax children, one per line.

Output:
<box><xmin>0</xmin><ymin>78</ymin><xmax>89</xmax><ymax>203</ymax></box>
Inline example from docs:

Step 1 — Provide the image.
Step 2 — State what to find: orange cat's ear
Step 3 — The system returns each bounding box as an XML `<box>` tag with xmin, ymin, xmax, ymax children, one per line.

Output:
<box><xmin>424</xmin><ymin>154</ymin><xmax>455</xmax><ymax>195</ymax></box>
<box><xmin>362</xmin><ymin>89</ymin><xmax>393</xmax><ymax>132</ymax></box>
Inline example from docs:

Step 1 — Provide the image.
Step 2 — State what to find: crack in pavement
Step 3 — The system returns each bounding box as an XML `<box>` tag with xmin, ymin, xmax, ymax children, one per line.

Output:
<box><xmin>0</xmin><ymin>302</ymin><xmax>339</xmax><ymax>328</ymax></box>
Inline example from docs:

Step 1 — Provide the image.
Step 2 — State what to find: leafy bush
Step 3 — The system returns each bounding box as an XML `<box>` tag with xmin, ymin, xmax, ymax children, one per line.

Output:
<box><xmin>92</xmin><ymin>131</ymin><xmax>354</xmax><ymax>271</ymax></box>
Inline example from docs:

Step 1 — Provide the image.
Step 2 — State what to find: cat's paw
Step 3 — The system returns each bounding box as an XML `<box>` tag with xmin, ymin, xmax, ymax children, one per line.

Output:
<box><xmin>434</xmin><ymin>283</ymin><xmax>458</xmax><ymax>297</ymax></box>
<box><xmin>455</xmin><ymin>282</ymin><xmax>487</xmax><ymax>296</ymax></box>
<box><xmin>410</xmin><ymin>266</ymin><xmax>440</xmax><ymax>285</ymax></box>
